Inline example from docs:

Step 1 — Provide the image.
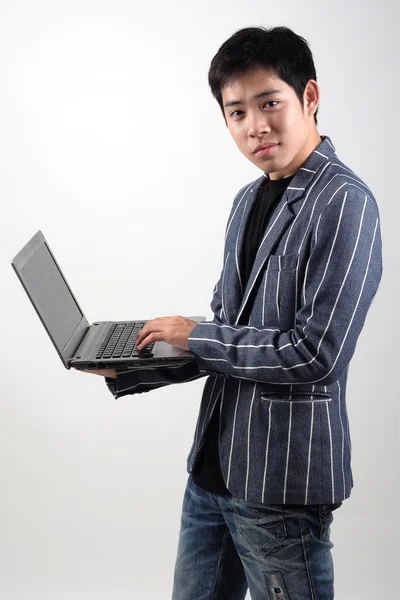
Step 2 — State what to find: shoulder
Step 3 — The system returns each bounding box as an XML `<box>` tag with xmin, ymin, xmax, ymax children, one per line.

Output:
<box><xmin>312</xmin><ymin>156</ymin><xmax>379</xmax><ymax>219</ymax></box>
<box><xmin>234</xmin><ymin>174</ymin><xmax>265</xmax><ymax>203</ymax></box>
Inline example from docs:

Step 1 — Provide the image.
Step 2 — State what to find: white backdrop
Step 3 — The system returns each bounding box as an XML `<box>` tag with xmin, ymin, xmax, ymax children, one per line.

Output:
<box><xmin>0</xmin><ymin>1</ymin><xmax>398</xmax><ymax>598</ymax></box>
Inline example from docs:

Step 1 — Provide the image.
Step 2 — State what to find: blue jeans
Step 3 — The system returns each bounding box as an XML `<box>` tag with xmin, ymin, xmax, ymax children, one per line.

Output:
<box><xmin>172</xmin><ymin>476</ymin><xmax>340</xmax><ymax>600</ymax></box>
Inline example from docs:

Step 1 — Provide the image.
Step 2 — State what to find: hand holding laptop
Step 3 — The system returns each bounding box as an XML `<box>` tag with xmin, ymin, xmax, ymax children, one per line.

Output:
<box><xmin>81</xmin><ymin>368</ymin><xmax>117</xmax><ymax>378</ymax></box>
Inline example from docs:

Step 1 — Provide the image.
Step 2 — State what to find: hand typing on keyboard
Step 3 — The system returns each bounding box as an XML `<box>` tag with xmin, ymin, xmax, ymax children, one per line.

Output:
<box><xmin>135</xmin><ymin>316</ymin><xmax>198</xmax><ymax>351</ymax></box>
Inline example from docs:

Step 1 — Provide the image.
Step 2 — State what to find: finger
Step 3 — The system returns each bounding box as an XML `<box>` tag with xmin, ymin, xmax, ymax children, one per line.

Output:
<box><xmin>136</xmin><ymin>326</ymin><xmax>151</xmax><ymax>345</ymax></box>
<box><xmin>136</xmin><ymin>322</ymin><xmax>164</xmax><ymax>345</ymax></box>
<box><xmin>136</xmin><ymin>332</ymin><xmax>161</xmax><ymax>350</ymax></box>
<box><xmin>82</xmin><ymin>369</ymin><xmax>108</xmax><ymax>376</ymax></box>
<box><xmin>136</xmin><ymin>328</ymin><xmax>152</xmax><ymax>346</ymax></box>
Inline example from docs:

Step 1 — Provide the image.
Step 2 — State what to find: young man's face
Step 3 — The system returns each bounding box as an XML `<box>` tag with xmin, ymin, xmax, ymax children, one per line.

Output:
<box><xmin>221</xmin><ymin>67</ymin><xmax>321</xmax><ymax>180</ymax></box>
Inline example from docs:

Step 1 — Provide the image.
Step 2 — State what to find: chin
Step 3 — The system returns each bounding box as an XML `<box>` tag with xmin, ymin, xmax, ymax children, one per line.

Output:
<box><xmin>260</xmin><ymin>161</ymin><xmax>279</xmax><ymax>173</ymax></box>
<box><xmin>252</xmin><ymin>158</ymin><xmax>276</xmax><ymax>171</ymax></box>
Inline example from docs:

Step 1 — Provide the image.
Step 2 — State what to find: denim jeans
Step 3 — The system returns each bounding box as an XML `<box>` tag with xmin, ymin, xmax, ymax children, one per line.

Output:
<box><xmin>172</xmin><ymin>476</ymin><xmax>341</xmax><ymax>600</ymax></box>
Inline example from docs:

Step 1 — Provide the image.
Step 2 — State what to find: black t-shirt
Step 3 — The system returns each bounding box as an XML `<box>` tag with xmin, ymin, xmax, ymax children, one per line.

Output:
<box><xmin>191</xmin><ymin>173</ymin><xmax>294</xmax><ymax>495</ymax></box>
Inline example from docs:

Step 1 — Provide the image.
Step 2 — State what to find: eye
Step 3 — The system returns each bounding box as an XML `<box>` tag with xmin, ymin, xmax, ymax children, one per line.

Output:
<box><xmin>263</xmin><ymin>101</ymin><xmax>279</xmax><ymax>108</ymax></box>
<box><xmin>230</xmin><ymin>110</ymin><xmax>244</xmax><ymax>118</ymax></box>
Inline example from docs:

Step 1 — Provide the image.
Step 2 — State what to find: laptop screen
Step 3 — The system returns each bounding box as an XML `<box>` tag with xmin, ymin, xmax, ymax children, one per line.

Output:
<box><xmin>19</xmin><ymin>242</ymin><xmax>84</xmax><ymax>351</ymax></box>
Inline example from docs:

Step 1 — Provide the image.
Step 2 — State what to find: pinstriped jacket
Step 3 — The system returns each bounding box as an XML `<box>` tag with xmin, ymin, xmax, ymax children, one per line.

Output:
<box><xmin>185</xmin><ymin>135</ymin><xmax>382</xmax><ymax>505</ymax></box>
<box><xmin>107</xmin><ymin>135</ymin><xmax>382</xmax><ymax>506</ymax></box>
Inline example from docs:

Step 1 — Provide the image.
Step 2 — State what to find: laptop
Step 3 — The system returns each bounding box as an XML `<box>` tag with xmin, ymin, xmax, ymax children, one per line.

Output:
<box><xmin>11</xmin><ymin>231</ymin><xmax>204</xmax><ymax>371</ymax></box>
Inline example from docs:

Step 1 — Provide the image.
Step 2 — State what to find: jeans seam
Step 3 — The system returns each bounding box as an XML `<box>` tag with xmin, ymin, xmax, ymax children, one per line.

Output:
<box><xmin>297</xmin><ymin>506</ymin><xmax>317</xmax><ymax>600</ymax></box>
<box><xmin>209</xmin><ymin>525</ymin><xmax>231</xmax><ymax>600</ymax></box>
<box><xmin>318</xmin><ymin>506</ymin><xmax>324</xmax><ymax>541</ymax></box>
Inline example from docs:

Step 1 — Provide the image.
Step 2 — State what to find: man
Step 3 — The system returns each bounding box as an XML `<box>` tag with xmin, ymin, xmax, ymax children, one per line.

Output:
<box><xmin>85</xmin><ymin>26</ymin><xmax>382</xmax><ymax>600</ymax></box>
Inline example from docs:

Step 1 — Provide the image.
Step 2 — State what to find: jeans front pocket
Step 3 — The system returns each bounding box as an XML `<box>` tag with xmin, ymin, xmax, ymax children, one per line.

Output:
<box><xmin>318</xmin><ymin>502</ymin><xmax>342</xmax><ymax>542</ymax></box>
<box><xmin>233</xmin><ymin>500</ymin><xmax>287</xmax><ymax>557</ymax></box>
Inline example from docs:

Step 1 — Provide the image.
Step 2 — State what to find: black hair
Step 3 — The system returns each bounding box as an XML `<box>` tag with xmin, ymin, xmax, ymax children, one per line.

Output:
<box><xmin>208</xmin><ymin>26</ymin><xmax>319</xmax><ymax>124</ymax></box>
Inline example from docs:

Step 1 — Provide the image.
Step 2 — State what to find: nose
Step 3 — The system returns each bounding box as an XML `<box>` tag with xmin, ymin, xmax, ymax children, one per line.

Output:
<box><xmin>248</xmin><ymin>111</ymin><xmax>270</xmax><ymax>138</ymax></box>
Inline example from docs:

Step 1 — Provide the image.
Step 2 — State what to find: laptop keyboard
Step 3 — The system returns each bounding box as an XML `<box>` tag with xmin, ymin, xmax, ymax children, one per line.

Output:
<box><xmin>96</xmin><ymin>322</ymin><xmax>154</xmax><ymax>360</ymax></box>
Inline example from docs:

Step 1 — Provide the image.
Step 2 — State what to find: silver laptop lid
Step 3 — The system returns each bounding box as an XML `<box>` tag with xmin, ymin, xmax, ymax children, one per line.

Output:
<box><xmin>11</xmin><ymin>231</ymin><xmax>89</xmax><ymax>369</ymax></box>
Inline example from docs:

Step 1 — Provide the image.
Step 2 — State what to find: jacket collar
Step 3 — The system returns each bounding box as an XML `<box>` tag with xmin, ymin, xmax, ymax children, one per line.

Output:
<box><xmin>283</xmin><ymin>135</ymin><xmax>336</xmax><ymax>205</ymax></box>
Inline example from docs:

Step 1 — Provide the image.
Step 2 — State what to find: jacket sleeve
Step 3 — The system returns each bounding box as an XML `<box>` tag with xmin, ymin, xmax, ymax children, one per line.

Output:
<box><xmin>187</xmin><ymin>186</ymin><xmax>383</xmax><ymax>386</ymax></box>
<box><xmin>104</xmin><ymin>357</ymin><xmax>206</xmax><ymax>399</ymax></box>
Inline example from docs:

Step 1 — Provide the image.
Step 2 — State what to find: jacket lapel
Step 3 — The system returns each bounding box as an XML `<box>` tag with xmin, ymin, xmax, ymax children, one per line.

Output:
<box><xmin>234</xmin><ymin>195</ymin><xmax>296</xmax><ymax>325</ymax></box>
<box><xmin>221</xmin><ymin>176</ymin><xmax>264</xmax><ymax>323</ymax></box>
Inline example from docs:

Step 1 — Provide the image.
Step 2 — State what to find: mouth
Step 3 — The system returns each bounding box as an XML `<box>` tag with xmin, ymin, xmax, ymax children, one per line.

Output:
<box><xmin>253</xmin><ymin>143</ymin><xmax>278</xmax><ymax>156</ymax></box>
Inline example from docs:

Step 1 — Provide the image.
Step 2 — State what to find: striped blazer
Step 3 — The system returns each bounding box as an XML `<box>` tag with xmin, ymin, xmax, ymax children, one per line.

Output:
<box><xmin>108</xmin><ymin>135</ymin><xmax>382</xmax><ymax>506</ymax></box>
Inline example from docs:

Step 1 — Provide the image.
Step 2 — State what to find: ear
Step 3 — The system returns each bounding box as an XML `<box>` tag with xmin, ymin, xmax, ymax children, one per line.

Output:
<box><xmin>304</xmin><ymin>79</ymin><xmax>320</xmax><ymax>118</ymax></box>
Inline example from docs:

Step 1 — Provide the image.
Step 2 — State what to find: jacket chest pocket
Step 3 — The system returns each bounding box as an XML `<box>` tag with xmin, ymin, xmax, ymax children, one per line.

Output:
<box><xmin>260</xmin><ymin>253</ymin><xmax>299</xmax><ymax>330</ymax></box>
